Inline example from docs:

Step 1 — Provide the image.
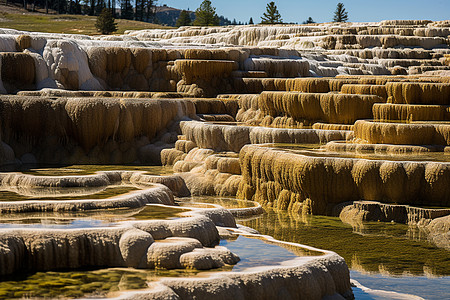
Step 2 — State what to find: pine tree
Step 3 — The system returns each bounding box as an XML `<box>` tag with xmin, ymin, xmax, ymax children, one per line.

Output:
<box><xmin>144</xmin><ymin>0</ymin><xmax>155</xmax><ymax>22</ymax></box>
<box><xmin>89</xmin><ymin>0</ymin><xmax>95</xmax><ymax>15</ymax></box>
<box><xmin>193</xmin><ymin>0</ymin><xmax>219</xmax><ymax>26</ymax></box>
<box><xmin>121</xmin><ymin>0</ymin><xmax>133</xmax><ymax>20</ymax></box>
<box><xmin>112</xmin><ymin>0</ymin><xmax>116</xmax><ymax>17</ymax></box>
<box><xmin>249</xmin><ymin>17</ymin><xmax>254</xmax><ymax>25</ymax></box>
<box><xmin>135</xmin><ymin>0</ymin><xmax>144</xmax><ymax>21</ymax></box>
<box><xmin>333</xmin><ymin>2</ymin><xmax>348</xmax><ymax>22</ymax></box>
<box><xmin>95</xmin><ymin>8</ymin><xmax>118</xmax><ymax>34</ymax></box>
<box><xmin>261</xmin><ymin>1</ymin><xmax>282</xmax><ymax>24</ymax></box>
<box><xmin>176</xmin><ymin>10</ymin><xmax>192</xmax><ymax>27</ymax></box>
<box><xmin>303</xmin><ymin>17</ymin><xmax>315</xmax><ymax>24</ymax></box>
<box><xmin>95</xmin><ymin>0</ymin><xmax>105</xmax><ymax>15</ymax></box>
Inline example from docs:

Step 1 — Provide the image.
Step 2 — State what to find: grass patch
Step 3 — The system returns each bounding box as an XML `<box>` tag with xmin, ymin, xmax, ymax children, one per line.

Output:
<box><xmin>0</xmin><ymin>11</ymin><xmax>172</xmax><ymax>35</ymax></box>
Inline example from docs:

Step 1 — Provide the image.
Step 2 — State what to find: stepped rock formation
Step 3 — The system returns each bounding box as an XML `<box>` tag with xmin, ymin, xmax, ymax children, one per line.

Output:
<box><xmin>354</xmin><ymin>120</ymin><xmax>450</xmax><ymax>145</ymax></box>
<box><xmin>0</xmin><ymin>96</ymin><xmax>196</xmax><ymax>165</ymax></box>
<box><xmin>0</xmin><ymin>169</ymin><xmax>195</xmax><ymax>213</ymax></box>
<box><xmin>338</xmin><ymin>200</ymin><xmax>450</xmax><ymax>225</ymax></box>
<box><xmin>0</xmin><ymin>210</ymin><xmax>238</xmax><ymax>275</ymax></box>
<box><xmin>237</xmin><ymin>144</ymin><xmax>450</xmax><ymax>214</ymax></box>
<box><xmin>337</xmin><ymin>201</ymin><xmax>450</xmax><ymax>250</ymax></box>
<box><xmin>1</xmin><ymin>19</ymin><xmax>450</xmax><ymax>298</ymax></box>
<box><xmin>373</xmin><ymin>103</ymin><xmax>450</xmax><ymax>121</ymax></box>
<box><xmin>0</xmin><ymin>168</ymin><xmax>353</xmax><ymax>299</ymax></box>
<box><xmin>180</xmin><ymin>121</ymin><xmax>352</xmax><ymax>153</ymax></box>
<box><xmin>386</xmin><ymin>82</ymin><xmax>450</xmax><ymax>104</ymax></box>
<box><xmin>1</xmin><ymin>20</ymin><xmax>450</xmax><ymax>94</ymax></box>
<box><xmin>259</xmin><ymin>91</ymin><xmax>382</xmax><ymax>125</ymax></box>
<box><xmin>115</xmin><ymin>253</ymin><xmax>352</xmax><ymax>300</ymax></box>
<box><xmin>0</xmin><ymin>52</ymin><xmax>35</xmax><ymax>93</ymax></box>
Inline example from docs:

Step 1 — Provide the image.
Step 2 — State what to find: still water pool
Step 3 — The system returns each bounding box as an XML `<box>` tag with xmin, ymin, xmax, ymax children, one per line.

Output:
<box><xmin>239</xmin><ymin>208</ymin><xmax>450</xmax><ymax>300</ymax></box>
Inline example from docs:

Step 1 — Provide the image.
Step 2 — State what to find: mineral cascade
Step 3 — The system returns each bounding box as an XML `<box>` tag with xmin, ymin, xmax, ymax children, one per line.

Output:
<box><xmin>0</xmin><ymin>20</ymin><xmax>449</xmax><ymax>299</ymax></box>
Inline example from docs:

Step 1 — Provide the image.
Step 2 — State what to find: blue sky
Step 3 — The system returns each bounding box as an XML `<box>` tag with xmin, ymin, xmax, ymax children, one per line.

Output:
<box><xmin>159</xmin><ymin>0</ymin><xmax>450</xmax><ymax>24</ymax></box>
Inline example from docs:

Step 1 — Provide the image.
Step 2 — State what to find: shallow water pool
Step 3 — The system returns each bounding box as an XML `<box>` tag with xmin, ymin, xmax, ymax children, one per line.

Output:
<box><xmin>239</xmin><ymin>208</ymin><xmax>450</xmax><ymax>299</ymax></box>
<box><xmin>0</xmin><ymin>164</ymin><xmax>174</xmax><ymax>176</ymax></box>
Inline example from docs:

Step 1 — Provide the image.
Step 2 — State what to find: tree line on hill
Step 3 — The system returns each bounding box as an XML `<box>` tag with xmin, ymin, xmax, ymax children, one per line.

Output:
<box><xmin>4</xmin><ymin>0</ymin><xmax>349</xmax><ymax>34</ymax></box>
<box><xmin>5</xmin><ymin>0</ymin><xmax>348</xmax><ymax>26</ymax></box>
<box><xmin>96</xmin><ymin>0</ymin><xmax>349</xmax><ymax>34</ymax></box>
<box><xmin>5</xmin><ymin>0</ymin><xmax>156</xmax><ymax>21</ymax></box>
<box><xmin>175</xmin><ymin>1</ymin><xmax>349</xmax><ymax>27</ymax></box>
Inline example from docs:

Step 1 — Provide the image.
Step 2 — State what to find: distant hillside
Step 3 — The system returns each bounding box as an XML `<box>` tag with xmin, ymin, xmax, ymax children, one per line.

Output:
<box><xmin>155</xmin><ymin>5</ymin><xmax>232</xmax><ymax>27</ymax></box>
<box><xmin>155</xmin><ymin>5</ymin><xmax>195</xmax><ymax>26</ymax></box>
<box><xmin>0</xmin><ymin>3</ymin><xmax>171</xmax><ymax>35</ymax></box>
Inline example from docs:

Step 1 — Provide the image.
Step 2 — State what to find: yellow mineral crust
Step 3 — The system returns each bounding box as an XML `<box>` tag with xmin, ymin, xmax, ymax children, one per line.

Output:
<box><xmin>312</xmin><ymin>123</ymin><xmax>354</xmax><ymax>131</ymax></box>
<box><xmin>237</xmin><ymin>144</ymin><xmax>450</xmax><ymax>214</ymax></box>
<box><xmin>180</xmin><ymin>121</ymin><xmax>352</xmax><ymax>152</ymax></box>
<box><xmin>0</xmin><ymin>52</ymin><xmax>35</xmax><ymax>92</ymax></box>
<box><xmin>340</xmin><ymin>84</ymin><xmax>388</xmax><ymax>100</ymax></box>
<box><xmin>323</xmin><ymin>141</ymin><xmax>442</xmax><ymax>154</ymax></box>
<box><xmin>259</xmin><ymin>91</ymin><xmax>383</xmax><ymax>124</ymax></box>
<box><xmin>386</xmin><ymin>82</ymin><xmax>450</xmax><ymax>105</ymax></box>
<box><xmin>354</xmin><ymin>120</ymin><xmax>450</xmax><ymax>146</ymax></box>
<box><xmin>0</xmin><ymin>96</ymin><xmax>196</xmax><ymax>161</ymax></box>
<box><xmin>285</xmin><ymin>78</ymin><xmax>359</xmax><ymax>93</ymax></box>
<box><xmin>174</xmin><ymin>59</ymin><xmax>237</xmax><ymax>83</ymax></box>
<box><xmin>373</xmin><ymin>103</ymin><xmax>450</xmax><ymax>121</ymax></box>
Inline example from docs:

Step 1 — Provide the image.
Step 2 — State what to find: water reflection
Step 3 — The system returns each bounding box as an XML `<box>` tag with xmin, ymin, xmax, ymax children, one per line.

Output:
<box><xmin>0</xmin><ymin>164</ymin><xmax>174</xmax><ymax>176</ymax></box>
<box><xmin>0</xmin><ymin>219</ymin><xmax>114</xmax><ymax>229</ymax></box>
<box><xmin>220</xmin><ymin>235</ymin><xmax>319</xmax><ymax>271</ymax></box>
<box><xmin>0</xmin><ymin>204</ymin><xmax>192</xmax><ymax>225</ymax></box>
<box><xmin>238</xmin><ymin>208</ymin><xmax>450</xmax><ymax>300</ymax></box>
<box><xmin>177</xmin><ymin>196</ymin><xmax>260</xmax><ymax>209</ymax></box>
<box><xmin>0</xmin><ymin>185</ymin><xmax>140</xmax><ymax>201</ymax></box>
<box><xmin>239</xmin><ymin>209</ymin><xmax>449</xmax><ymax>276</ymax></box>
<box><xmin>351</xmin><ymin>271</ymin><xmax>450</xmax><ymax>300</ymax></box>
<box><xmin>0</xmin><ymin>267</ymin><xmax>206</xmax><ymax>299</ymax></box>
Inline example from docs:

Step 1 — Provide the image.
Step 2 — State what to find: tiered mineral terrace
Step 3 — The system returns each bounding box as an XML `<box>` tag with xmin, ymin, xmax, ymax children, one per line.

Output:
<box><xmin>0</xmin><ymin>20</ymin><xmax>449</xmax><ymax>299</ymax></box>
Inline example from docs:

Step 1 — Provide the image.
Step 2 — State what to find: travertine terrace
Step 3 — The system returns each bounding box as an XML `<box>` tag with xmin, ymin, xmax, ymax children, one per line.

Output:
<box><xmin>0</xmin><ymin>20</ymin><xmax>449</xmax><ymax>299</ymax></box>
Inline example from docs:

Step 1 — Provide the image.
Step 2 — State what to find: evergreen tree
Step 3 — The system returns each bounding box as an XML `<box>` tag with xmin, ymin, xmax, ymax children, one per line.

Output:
<box><xmin>95</xmin><ymin>7</ymin><xmax>118</xmax><ymax>34</ymax></box>
<box><xmin>135</xmin><ymin>0</ymin><xmax>144</xmax><ymax>21</ymax></box>
<box><xmin>249</xmin><ymin>17</ymin><xmax>254</xmax><ymax>25</ymax></box>
<box><xmin>73</xmin><ymin>0</ymin><xmax>82</xmax><ymax>14</ymax></box>
<box><xmin>302</xmin><ymin>17</ymin><xmax>315</xmax><ymax>24</ymax></box>
<box><xmin>121</xmin><ymin>0</ymin><xmax>133</xmax><ymax>19</ymax></box>
<box><xmin>333</xmin><ymin>2</ymin><xmax>348</xmax><ymax>22</ymax></box>
<box><xmin>261</xmin><ymin>1</ymin><xmax>282</xmax><ymax>24</ymax></box>
<box><xmin>193</xmin><ymin>0</ymin><xmax>219</xmax><ymax>26</ymax></box>
<box><xmin>232</xmin><ymin>18</ymin><xmax>237</xmax><ymax>25</ymax></box>
<box><xmin>89</xmin><ymin>0</ymin><xmax>95</xmax><ymax>15</ymax></box>
<box><xmin>144</xmin><ymin>0</ymin><xmax>155</xmax><ymax>22</ymax></box>
<box><xmin>219</xmin><ymin>15</ymin><xmax>231</xmax><ymax>26</ymax></box>
<box><xmin>176</xmin><ymin>10</ymin><xmax>192</xmax><ymax>27</ymax></box>
<box><xmin>95</xmin><ymin>0</ymin><xmax>105</xmax><ymax>15</ymax></box>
